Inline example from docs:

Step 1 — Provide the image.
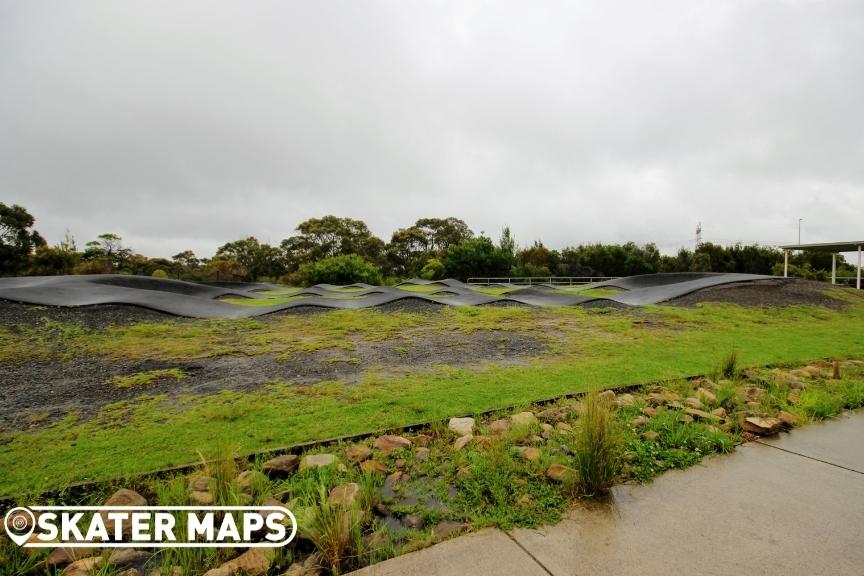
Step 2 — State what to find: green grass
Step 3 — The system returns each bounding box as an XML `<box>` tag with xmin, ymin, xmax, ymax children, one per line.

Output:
<box><xmin>2</xmin><ymin>291</ymin><xmax>864</xmax><ymax>495</ymax></box>
<box><xmin>108</xmin><ymin>368</ymin><xmax>188</xmax><ymax>388</ymax></box>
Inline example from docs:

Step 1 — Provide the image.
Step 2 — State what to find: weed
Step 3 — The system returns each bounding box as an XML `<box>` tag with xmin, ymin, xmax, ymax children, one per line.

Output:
<box><xmin>571</xmin><ymin>392</ymin><xmax>622</xmax><ymax>495</ymax></box>
<box><xmin>108</xmin><ymin>368</ymin><xmax>187</xmax><ymax>388</ymax></box>
<box><xmin>304</xmin><ymin>484</ymin><xmax>364</xmax><ymax>575</ymax></box>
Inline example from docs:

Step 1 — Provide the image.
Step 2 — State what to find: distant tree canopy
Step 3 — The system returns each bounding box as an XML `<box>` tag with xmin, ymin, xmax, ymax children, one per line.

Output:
<box><xmin>3</xmin><ymin>202</ymin><xmax>857</xmax><ymax>285</ymax></box>
<box><xmin>0</xmin><ymin>203</ymin><xmax>46</xmax><ymax>276</ymax></box>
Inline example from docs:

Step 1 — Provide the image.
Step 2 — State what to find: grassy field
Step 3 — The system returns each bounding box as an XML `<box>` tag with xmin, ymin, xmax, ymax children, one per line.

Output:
<box><xmin>2</xmin><ymin>289</ymin><xmax>864</xmax><ymax>496</ymax></box>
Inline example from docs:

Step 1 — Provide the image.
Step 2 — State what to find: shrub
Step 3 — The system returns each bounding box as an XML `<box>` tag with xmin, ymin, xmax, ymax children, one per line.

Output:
<box><xmin>299</xmin><ymin>254</ymin><xmax>383</xmax><ymax>287</ymax></box>
<box><xmin>151</xmin><ymin>269</ymin><xmax>168</xmax><ymax>278</ymax></box>
<box><xmin>572</xmin><ymin>392</ymin><xmax>622</xmax><ymax>494</ymax></box>
<box><xmin>305</xmin><ymin>484</ymin><xmax>363</xmax><ymax>574</ymax></box>
<box><xmin>419</xmin><ymin>258</ymin><xmax>446</xmax><ymax>280</ymax></box>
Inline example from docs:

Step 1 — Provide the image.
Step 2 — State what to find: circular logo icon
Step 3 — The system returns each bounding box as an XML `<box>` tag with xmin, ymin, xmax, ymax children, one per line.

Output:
<box><xmin>4</xmin><ymin>507</ymin><xmax>36</xmax><ymax>546</ymax></box>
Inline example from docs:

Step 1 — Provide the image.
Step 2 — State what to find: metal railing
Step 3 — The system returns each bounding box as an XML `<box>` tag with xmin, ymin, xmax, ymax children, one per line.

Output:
<box><xmin>467</xmin><ymin>276</ymin><xmax>618</xmax><ymax>286</ymax></box>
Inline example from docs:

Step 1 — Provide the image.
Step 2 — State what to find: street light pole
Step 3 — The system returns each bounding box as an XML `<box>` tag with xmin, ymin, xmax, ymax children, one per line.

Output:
<box><xmin>798</xmin><ymin>218</ymin><xmax>803</xmax><ymax>245</ymax></box>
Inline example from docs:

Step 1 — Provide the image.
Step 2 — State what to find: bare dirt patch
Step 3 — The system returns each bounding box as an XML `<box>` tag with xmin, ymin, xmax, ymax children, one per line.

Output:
<box><xmin>0</xmin><ymin>328</ymin><xmax>544</xmax><ymax>432</ymax></box>
<box><xmin>665</xmin><ymin>279</ymin><xmax>850</xmax><ymax>309</ymax></box>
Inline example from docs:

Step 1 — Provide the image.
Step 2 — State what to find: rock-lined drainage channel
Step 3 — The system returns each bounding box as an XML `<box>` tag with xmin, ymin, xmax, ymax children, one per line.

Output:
<box><xmin>0</xmin><ymin>360</ymin><xmax>821</xmax><ymax>503</ymax></box>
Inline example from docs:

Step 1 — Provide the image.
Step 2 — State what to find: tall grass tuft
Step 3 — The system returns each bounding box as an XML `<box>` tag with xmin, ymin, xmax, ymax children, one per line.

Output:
<box><xmin>572</xmin><ymin>392</ymin><xmax>622</xmax><ymax>495</ymax></box>
<box><xmin>305</xmin><ymin>484</ymin><xmax>363</xmax><ymax>575</ymax></box>
<box><xmin>719</xmin><ymin>351</ymin><xmax>739</xmax><ymax>380</ymax></box>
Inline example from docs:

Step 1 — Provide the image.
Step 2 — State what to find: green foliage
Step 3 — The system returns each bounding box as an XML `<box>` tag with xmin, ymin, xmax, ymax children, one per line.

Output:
<box><xmin>419</xmin><ymin>258</ymin><xmax>446</xmax><ymax>280</ymax></box>
<box><xmin>304</xmin><ymin>484</ymin><xmax>364</xmax><ymax>574</ymax></box>
<box><xmin>299</xmin><ymin>254</ymin><xmax>383</xmax><ymax>286</ymax></box>
<box><xmin>0</xmin><ymin>202</ymin><xmax>46</xmax><ymax>275</ymax></box>
<box><xmin>151</xmin><ymin>268</ymin><xmax>168</xmax><ymax>278</ymax></box>
<box><xmin>572</xmin><ymin>392</ymin><xmax>622</xmax><ymax>494</ymax></box>
<box><xmin>443</xmin><ymin>236</ymin><xmax>511</xmax><ymax>280</ymax></box>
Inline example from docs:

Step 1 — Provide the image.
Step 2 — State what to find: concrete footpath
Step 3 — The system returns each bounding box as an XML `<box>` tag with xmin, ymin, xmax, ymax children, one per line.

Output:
<box><xmin>350</xmin><ymin>410</ymin><xmax>864</xmax><ymax>576</ymax></box>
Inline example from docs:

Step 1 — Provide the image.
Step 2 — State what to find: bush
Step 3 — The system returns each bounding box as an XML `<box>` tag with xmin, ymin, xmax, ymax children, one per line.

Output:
<box><xmin>572</xmin><ymin>392</ymin><xmax>622</xmax><ymax>494</ymax></box>
<box><xmin>299</xmin><ymin>254</ymin><xmax>382</xmax><ymax>287</ymax></box>
<box><xmin>419</xmin><ymin>258</ymin><xmax>446</xmax><ymax>280</ymax></box>
<box><xmin>151</xmin><ymin>269</ymin><xmax>168</xmax><ymax>278</ymax></box>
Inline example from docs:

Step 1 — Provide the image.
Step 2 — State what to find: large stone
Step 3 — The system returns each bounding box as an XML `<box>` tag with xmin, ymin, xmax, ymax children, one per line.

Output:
<box><xmin>511</xmin><ymin>412</ymin><xmax>538</xmax><ymax>428</ymax></box>
<box><xmin>629</xmin><ymin>416</ymin><xmax>649</xmax><ymax>428</ymax></box>
<box><xmin>448</xmin><ymin>417</ymin><xmax>476</xmax><ymax>436</ymax></box>
<box><xmin>189</xmin><ymin>490</ymin><xmax>214</xmax><ymax>505</ymax></box>
<box><xmin>684</xmin><ymin>397</ymin><xmax>704</xmax><ymax>410</ymax></box>
<box><xmin>345</xmin><ymin>444</ymin><xmax>372</xmax><ymax>463</ymax></box>
<box><xmin>555</xmin><ymin>421</ymin><xmax>572</xmax><ymax>433</ymax></box>
<box><xmin>61</xmin><ymin>557</ymin><xmax>103</xmax><ymax>576</ymax></box>
<box><xmin>536</xmin><ymin>407</ymin><xmax>568</xmax><ymax>422</ymax></box>
<box><xmin>778</xmin><ymin>411</ymin><xmax>799</xmax><ymax>427</ymax></box>
<box><xmin>261</xmin><ymin>454</ymin><xmax>300</xmax><ymax>478</ymax></box>
<box><xmin>108</xmin><ymin>550</ymin><xmax>152</xmax><ymax>569</ymax></box>
<box><xmin>188</xmin><ymin>475</ymin><xmax>212</xmax><ymax>492</ymax></box>
<box><xmin>47</xmin><ymin>547</ymin><xmax>101</xmax><ymax>569</ymax></box>
<box><xmin>360</xmin><ymin>460</ymin><xmax>388</xmax><ymax>475</ymax></box>
<box><xmin>515</xmin><ymin>447</ymin><xmax>542</xmax><ymax>462</ymax></box>
<box><xmin>489</xmin><ymin>418</ymin><xmax>511</xmax><ymax>434</ymax></box>
<box><xmin>598</xmin><ymin>390</ymin><xmax>616</xmax><ymax>403</ymax></box>
<box><xmin>203</xmin><ymin>548</ymin><xmax>275</xmax><ymax>576</ymax></box>
<box><xmin>432</xmin><ymin>520</ymin><xmax>468</xmax><ymax>541</ymax></box>
<box><xmin>235</xmin><ymin>470</ymin><xmax>268</xmax><ymax>492</ymax></box>
<box><xmin>697</xmin><ymin>388</ymin><xmax>717</xmax><ymax>405</ymax></box>
<box><xmin>742</xmin><ymin>416</ymin><xmax>783</xmax><ymax>436</ymax></box>
<box><xmin>453</xmin><ymin>434</ymin><xmax>474</xmax><ymax>451</ymax></box>
<box><xmin>711</xmin><ymin>407</ymin><xmax>728</xmax><ymax>419</ymax></box>
<box><xmin>300</xmin><ymin>454</ymin><xmax>338</xmax><ymax>470</ymax></box>
<box><xmin>642</xmin><ymin>430</ymin><xmax>660</xmax><ymax>442</ymax></box>
<box><xmin>615</xmin><ymin>393</ymin><xmax>636</xmax><ymax>407</ymax></box>
<box><xmin>329</xmin><ymin>483</ymin><xmax>361</xmax><ymax>508</ymax></box>
<box><xmin>414</xmin><ymin>447</ymin><xmax>431</xmax><ymax>462</ymax></box>
<box><xmin>546</xmin><ymin>463</ymin><xmax>578</xmax><ymax>483</ymax></box>
<box><xmin>373</xmin><ymin>435</ymin><xmax>412</xmax><ymax>455</ymax></box>
<box><xmin>105</xmin><ymin>488</ymin><xmax>147</xmax><ymax>507</ymax></box>
<box><xmin>642</xmin><ymin>406</ymin><xmax>659</xmax><ymax>418</ymax></box>
<box><xmin>684</xmin><ymin>408</ymin><xmax>717</xmax><ymax>422</ymax></box>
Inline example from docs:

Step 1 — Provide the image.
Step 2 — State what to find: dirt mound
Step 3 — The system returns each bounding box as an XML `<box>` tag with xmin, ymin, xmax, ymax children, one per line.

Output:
<box><xmin>0</xmin><ymin>300</ymin><xmax>176</xmax><ymax>330</ymax></box>
<box><xmin>665</xmin><ymin>279</ymin><xmax>850</xmax><ymax>308</ymax></box>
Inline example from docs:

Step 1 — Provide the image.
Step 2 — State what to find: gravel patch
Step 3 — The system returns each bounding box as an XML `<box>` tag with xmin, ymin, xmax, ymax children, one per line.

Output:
<box><xmin>665</xmin><ymin>278</ymin><xmax>849</xmax><ymax>309</ymax></box>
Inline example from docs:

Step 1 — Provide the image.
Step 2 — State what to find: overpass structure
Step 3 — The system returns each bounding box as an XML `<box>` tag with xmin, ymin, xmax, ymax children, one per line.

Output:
<box><xmin>779</xmin><ymin>241</ymin><xmax>863</xmax><ymax>289</ymax></box>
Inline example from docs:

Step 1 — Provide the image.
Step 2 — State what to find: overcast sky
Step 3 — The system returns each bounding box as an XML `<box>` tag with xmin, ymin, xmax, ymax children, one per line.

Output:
<box><xmin>1</xmin><ymin>0</ymin><xmax>862</xmax><ymax>258</ymax></box>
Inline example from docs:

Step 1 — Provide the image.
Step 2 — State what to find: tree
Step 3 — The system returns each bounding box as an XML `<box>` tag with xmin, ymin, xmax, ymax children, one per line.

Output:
<box><xmin>498</xmin><ymin>226</ymin><xmax>517</xmax><ymax>274</ymax></box>
<box><xmin>386</xmin><ymin>226</ymin><xmax>431</xmax><ymax>278</ymax></box>
<box><xmin>414</xmin><ymin>217</ymin><xmax>473</xmax><ymax>253</ymax></box>
<box><xmin>172</xmin><ymin>250</ymin><xmax>201</xmax><ymax>279</ymax></box>
<box><xmin>206</xmin><ymin>254</ymin><xmax>246</xmax><ymax>281</ymax></box>
<box><xmin>82</xmin><ymin>233</ymin><xmax>132</xmax><ymax>272</ymax></box>
<box><xmin>419</xmin><ymin>258</ymin><xmax>446</xmax><ymax>280</ymax></box>
<box><xmin>28</xmin><ymin>245</ymin><xmax>79</xmax><ymax>276</ymax></box>
<box><xmin>0</xmin><ymin>203</ymin><xmax>46</xmax><ymax>275</ymax></box>
<box><xmin>216</xmin><ymin>237</ymin><xmax>286</xmax><ymax>281</ymax></box>
<box><xmin>299</xmin><ymin>254</ymin><xmax>383</xmax><ymax>286</ymax></box>
<box><xmin>443</xmin><ymin>236</ymin><xmax>510</xmax><ymax>281</ymax></box>
<box><xmin>282</xmin><ymin>216</ymin><xmax>385</xmax><ymax>270</ymax></box>
<box><xmin>516</xmin><ymin>241</ymin><xmax>557</xmax><ymax>277</ymax></box>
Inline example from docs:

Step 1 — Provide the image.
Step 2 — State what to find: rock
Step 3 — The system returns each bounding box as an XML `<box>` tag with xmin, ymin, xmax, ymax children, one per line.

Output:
<box><xmin>282</xmin><ymin>553</ymin><xmax>324</xmax><ymax>576</ymax></box>
<box><xmin>403</xmin><ymin>514</ymin><xmax>424</xmax><ymax>530</ymax></box>
<box><xmin>683</xmin><ymin>397</ymin><xmax>704</xmax><ymax>410</ymax></box>
<box><xmin>203</xmin><ymin>548</ymin><xmax>275</xmax><ymax>576</ymax></box>
<box><xmin>432</xmin><ymin>520</ymin><xmax>468</xmax><ymax>541</ymax></box>
<box><xmin>629</xmin><ymin>416</ymin><xmax>649</xmax><ymax>428</ymax></box>
<box><xmin>641</xmin><ymin>430</ymin><xmax>660</xmax><ymax>442</ymax></box>
<box><xmin>684</xmin><ymin>408</ymin><xmax>717</xmax><ymax>421</ymax></box>
<box><xmin>414</xmin><ymin>447</ymin><xmax>430</xmax><ymax>461</ymax></box>
<box><xmin>598</xmin><ymin>390</ymin><xmax>616</xmax><ymax>403</ymax></box>
<box><xmin>410</xmin><ymin>434</ymin><xmax>431</xmax><ymax>446</ymax></box>
<box><xmin>235</xmin><ymin>470</ymin><xmax>267</xmax><ymax>492</ymax></box>
<box><xmin>514</xmin><ymin>446</ymin><xmax>542</xmax><ymax>462</ymax></box>
<box><xmin>373</xmin><ymin>435</ymin><xmax>412</xmax><ymax>455</ymax></box>
<box><xmin>300</xmin><ymin>454</ymin><xmax>338</xmax><ymax>470</ymax></box>
<box><xmin>394</xmin><ymin>458</ymin><xmax>407</xmax><ymax>469</ymax></box>
<box><xmin>147</xmin><ymin>567</ymin><xmax>182</xmax><ymax>576</ymax></box>
<box><xmin>328</xmin><ymin>483</ymin><xmax>361</xmax><ymax>508</ymax></box>
<box><xmin>742</xmin><ymin>416</ymin><xmax>783</xmax><ymax>436</ymax></box>
<box><xmin>536</xmin><ymin>407</ymin><xmax>568</xmax><ymax>422</ymax></box>
<box><xmin>555</xmin><ymin>421</ymin><xmax>572</xmax><ymax>433</ymax></box>
<box><xmin>118</xmin><ymin>570</ymin><xmax>140</xmax><ymax>576</ymax></box>
<box><xmin>62</xmin><ymin>558</ymin><xmax>103</xmax><ymax>576</ymax></box>
<box><xmin>697</xmin><ymin>388</ymin><xmax>717</xmax><ymax>405</ymax></box>
<box><xmin>448</xmin><ymin>417</ymin><xmax>476</xmax><ymax>436</ymax></box>
<box><xmin>261</xmin><ymin>454</ymin><xmax>300</xmax><ymax>478</ymax></box>
<box><xmin>47</xmin><ymin>547</ymin><xmax>100</xmax><ymax>569</ymax></box>
<box><xmin>189</xmin><ymin>490</ymin><xmax>214</xmax><ymax>505</ymax></box>
<box><xmin>108</xmin><ymin>550</ymin><xmax>152</xmax><ymax>568</ymax></box>
<box><xmin>105</xmin><ymin>488</ymin><xmax>147</xmax><ymax>507</ymax></box>
<box><xmin>710</xmin><ymin>407</ymin><xmax>727</xmax><ymax>419</ymax></box>
<box><xmin>739</xmin><ymin>386</ymin><xmax>766</xmax><ymax>402</ymax></box>
<box><xmin>511</xmin><ymin>411</ymin><xmax>538</xmax><ymax>428</ymax></box>
<box><xmin>541</xmin><ymin>422</ymin><xmax>554</xmax><ymax>434</ymax></box>
<box><xmin>642</xmin><ymin>406</ymin><xmax>659</xmax><ymax>418</ymax></box>
<box><xmin>546</xmin><ymin>463</ymin><xmax>578</xmax><ymax>483</ymax></box>
<box><xmin>778</xmin><ymin>411</ymin><xmax>799</xmax><ymax>427</ymax></box>
<box><xmin>489</xmin><ymin>418</ymin><xmax>511</xmax><ymax>434</ymax></box>
<box><xmin>345</xmin><ymin>445</ymin><xmax>372</xmax><ymax>463</ymax></box>
<box><xmin>188</xmin><ymin>475</ymin><xmax>212</xmax><ymax>492</ymax></box>
<box><xmin>453</xmin><ymin>434</ymin><xmax>473</xmax><ymax>451</ymax></box>
<box><xmin>360</xmin><ymin>460</ymin><xmax>388</xmax><ymax>475</ymax></box>
<box><xmin>615</xmin><ymin>393</ymin><xmax>635</xmax><ymax>407</ymax></box>
<box><xmin>679</xmin><ymin>414</ymin><xmax>694</xmax><ymax>423</ymax></box>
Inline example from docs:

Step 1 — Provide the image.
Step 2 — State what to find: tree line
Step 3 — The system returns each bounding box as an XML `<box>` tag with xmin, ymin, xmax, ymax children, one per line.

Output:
<box><xmin>0</xmin><ymin>202</ymin><xmax>854</xmax><ymax>285</ymax></box>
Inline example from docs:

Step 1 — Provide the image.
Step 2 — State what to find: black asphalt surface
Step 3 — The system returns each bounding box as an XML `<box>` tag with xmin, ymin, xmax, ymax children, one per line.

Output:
<box><xmin>0</xmin><ymin>273</ymin><xmax>771</xmax><ymax>318</ymax></box>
